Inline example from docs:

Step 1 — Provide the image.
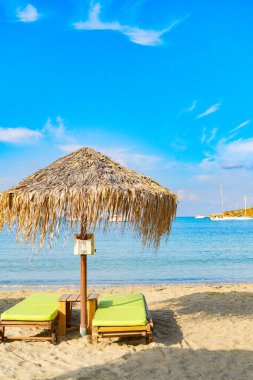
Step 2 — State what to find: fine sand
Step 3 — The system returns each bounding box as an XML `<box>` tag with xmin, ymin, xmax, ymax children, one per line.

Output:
<box><xmin>0</xmin><ymin>284</ymin><xmax>253</xmax><ymax>380</ymax></box>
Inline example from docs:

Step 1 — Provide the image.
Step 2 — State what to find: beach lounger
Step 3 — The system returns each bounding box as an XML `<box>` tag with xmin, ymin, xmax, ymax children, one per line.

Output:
<box><xmin>0</xmin><ymin>293</ymin><xmax>59</xmax><ymax>344</ymax></box>
<box><xmin>92</xmin><ymin>293</ymin><xmax>153</xmax><ymax>344</ymax></box>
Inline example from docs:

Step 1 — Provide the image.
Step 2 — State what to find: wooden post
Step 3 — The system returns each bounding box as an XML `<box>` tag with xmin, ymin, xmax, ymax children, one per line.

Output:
<box><xmin>66</xmin><ymin>303</ymin><xmax>72</xmax><ymax>327</ymax></box>
<box><xmin>87</xmin><ymin>295</ymin><xmax>98</xmax><ymax>334</ymax></box>
<box><xmin>58</xmin><ymin>301</ymin><xmax>67</xmax><ymax>337</ymax></box>
<box><xmin>0</xmin><ymin>326</ymin><xmax>5</xmax><ymax>342</ymax></box>
<box><xmin>80</xmin><ymin>219</ymin><xmax>88</xmax><ymax>336</ymax></box>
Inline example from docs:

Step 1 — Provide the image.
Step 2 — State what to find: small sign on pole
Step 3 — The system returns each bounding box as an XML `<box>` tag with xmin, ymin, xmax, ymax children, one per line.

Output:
<box><xmin>74</xmin><ymin>233</ymin><xmax>95</xmax><ymax>255</ymax></box>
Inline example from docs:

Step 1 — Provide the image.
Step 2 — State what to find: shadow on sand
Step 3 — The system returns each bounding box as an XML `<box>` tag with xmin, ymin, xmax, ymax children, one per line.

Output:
<box><xmin>168</xmin><ymin>291</ymin><xmax>253</xmax><ymax>318</ymax></box>
<box><xmin>59</xmin><ymin>306</ymin><xmax>184</xmax><ymax>346</ymax></box>
<box><xmin>48</xmin><ymin>291</ymin><xmax>253</xmax><ymax>379</ymax></box>
<box><xmin>0</xmin><ymin>298</ymin><xmax>25</xmax><ymax>314</ymax></box>
<box><xmin>49</xmin><ymin>347</ymin><xmax>253</xmax><ymax>380</ymax></box>
<box><xmin>2</xmin><ymin>291</ymin><xmax>253</xmax><ymax>379</ymax></box>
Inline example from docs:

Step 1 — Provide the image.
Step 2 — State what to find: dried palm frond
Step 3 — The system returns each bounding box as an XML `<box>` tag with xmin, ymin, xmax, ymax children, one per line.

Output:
<box><xmin>0</xmin><ymin>147</ymin><xmax>177</xmax><ymax>249</ymax></box>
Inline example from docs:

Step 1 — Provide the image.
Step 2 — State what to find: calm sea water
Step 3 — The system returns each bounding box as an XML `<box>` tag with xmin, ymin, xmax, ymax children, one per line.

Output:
<box><xmin>1</xmin><ymin>217</ymin><xmax>253</xmax><ymax>288</ymax></box>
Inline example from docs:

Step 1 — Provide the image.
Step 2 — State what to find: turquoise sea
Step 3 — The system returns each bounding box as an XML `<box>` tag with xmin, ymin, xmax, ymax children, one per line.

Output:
<box><xmin>1</xmin><ymin>217</ymin><xmax>253</xmax><ymax>288</ymax></box>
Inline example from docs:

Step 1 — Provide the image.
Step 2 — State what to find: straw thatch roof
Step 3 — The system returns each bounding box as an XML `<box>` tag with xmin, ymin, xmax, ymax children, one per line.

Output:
<box><xmin>0</xmin><ymin>147</ymin><xmax>177</xmax><ymax>248</ymax></box>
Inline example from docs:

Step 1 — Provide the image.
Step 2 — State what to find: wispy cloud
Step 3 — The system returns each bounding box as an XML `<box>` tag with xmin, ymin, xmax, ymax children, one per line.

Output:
<box><xmin>201</xmin><ymin>127</ymin><xmax>206</xmax><ymax>143</ymax></box>
<box><xmin>73</xmin><ymin>2</ymin><xmax>188</xmax><ymax>46</ymax></box>
<box><xmin>16</xmin><ymin>4</ymin><xmax>40</xmax><ymax>22</ymax></box>
<box><xmin>178</xmin><ymin>100</ymin><xmax>197</xmax><ymax>117</ymax></box>
<box><xmin>201</xmin><ymin>127</ymin><xmax>217</xmax><ymax>144</ymax></box>
<box><xmin>95</xmin><ymin>147</ymin><xmax>161</xmax><ymax>170</ymax></box>
<box><xmin>221</xmin><ymin>162</ymin><xmax>243</xmax><ymax>170</ymax></box>
<box><xmin>0</xmin><ymin>117</ymin><xmax>69</xmax><ymax>146</ymax></box>
<box><xmin>186</xmin><ymin>100</ymin><xmax>197</xmax><ymax>112</ymax></box>
<box><xmin>227</xmin><ymin>138</ymin><xmax>251</xmax><ymax>152</ymax></box>
<box><xmin>197</xmin><ymin>103</ymin><xmax>221</xmax><ymax>119</ymax></box>
<box><xmin>177</xmin><ymin>188</ymin><xmax>198</xmax><ymax>202</ymax></box>
<box><xmin>0</xmin><ymin>127</ymin><xmax>42</xmax><ymax>144</ymax></box>
<box><xmin>206</xmin><ymin>128</ymin><xmax>217</xmax><ymax>144</ymax></box>
<box><xmin>0</xmin><ymin>116</ymin><xmax>77</xmax><ymax>147</ymax></box>
<box><xmin>58</xmin><ymin>144</ymin><xmax>83</xmax><ymax>153</ymax></box>
<box><xmin>43</xmin><ymin>117</ymin><xmax>69</xmax><ymax>141</ymax></box>
<box><xmin>195</xmin><ymin>174</ymin><xmax>216</xmax><ymax>183</ymax></box>
<box><xmin>201</xmin><ymin>137</ymin><xmax>253</xmax><ymax>171</ymax></box>
<box><xmin>121</xmin><ymin>21</ymin><xmax>181</xmax><ymax>46</ymax></box>
<box><xmin>74</xmin><ymin>3</ymin><xmax>120</xmax><ymax>31</ymax></box>
<box><xmin>44</xmin><ymin>116</ymin><xmax>82</xmax><ymax>152</ymax></box>
<box><xmin>230</xmin><ymin>120</ymin><xmax>250</xmax><ymax>134</ymax></box>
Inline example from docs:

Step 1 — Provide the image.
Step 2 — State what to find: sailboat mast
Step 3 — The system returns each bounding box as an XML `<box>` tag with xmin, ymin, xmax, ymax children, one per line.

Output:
<box><xmin>244</xmin><ymin>195</ymin><xmax>247</xmax><ymax>216</ymax></box>
<box><xmin>220</xmin><ymin>184</ymin><xmax>224</xmax><ymax>215</ymax></box>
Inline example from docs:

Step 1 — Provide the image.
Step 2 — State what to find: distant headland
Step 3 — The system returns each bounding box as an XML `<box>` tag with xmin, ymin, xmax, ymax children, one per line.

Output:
<box><xmin>209</xmin><ymin>207</ymin><xmax>253</xmax><ymax>218</ymax></box>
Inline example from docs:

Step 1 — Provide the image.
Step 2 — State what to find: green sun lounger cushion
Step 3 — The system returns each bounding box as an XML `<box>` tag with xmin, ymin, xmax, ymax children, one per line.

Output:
<box><xmin>92</xmin><ymin>293</ymin><xmax>147</xmax><ymax>327</ymax></box>
<box><xmin>0</xmin><ymin>293</ymin><xmax>59</xmax><ymax>322</ymax></box>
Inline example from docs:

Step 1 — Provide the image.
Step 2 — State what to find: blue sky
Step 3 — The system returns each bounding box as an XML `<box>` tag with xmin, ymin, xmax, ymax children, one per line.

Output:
<box><xmin>1</xmin><ymin>0</ymin><xmax>253</xmax><ymax>215</ymax></box>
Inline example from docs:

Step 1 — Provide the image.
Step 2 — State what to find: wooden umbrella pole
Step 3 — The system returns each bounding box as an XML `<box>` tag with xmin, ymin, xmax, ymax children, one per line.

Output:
<box><xmin>80</xmin><ymin>219</ymin><xmax>88</xmax><ymax>337</ymax></box>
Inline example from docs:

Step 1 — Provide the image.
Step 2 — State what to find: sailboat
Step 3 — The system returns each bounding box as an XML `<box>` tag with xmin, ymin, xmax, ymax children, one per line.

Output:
<box><xmin>194</xmin><ymin>215</ymin><xmax>206</xmax><ymax>219</ymax></box>
<box><xmin>210</xmin><ymin>187</ymin><xmax>252</xmax><ymax>221</ymax></box>
<box><xmin>228</xmin><ymin>196</ymin><xmax>252</xmax><ymax>220</ymax></box>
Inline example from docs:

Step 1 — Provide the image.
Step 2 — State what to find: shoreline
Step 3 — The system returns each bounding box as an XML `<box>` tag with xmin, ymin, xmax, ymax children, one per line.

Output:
<box><xmin>1</xmin><ymin>280</ymin><xmax>253</xmax><ymax>291</ymax></box>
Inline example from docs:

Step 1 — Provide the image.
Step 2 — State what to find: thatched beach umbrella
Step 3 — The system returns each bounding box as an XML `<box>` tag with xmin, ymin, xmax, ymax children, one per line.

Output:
<box><xmin>0</xmin><ymin>147</ymin><xmax>177</xmax><ymax>336</ymax></box>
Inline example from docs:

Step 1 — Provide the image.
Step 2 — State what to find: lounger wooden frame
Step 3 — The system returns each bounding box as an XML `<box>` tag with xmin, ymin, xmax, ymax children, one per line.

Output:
<box><xmin>0</xmin><ymin>318</ymin><xmax>58</xmax><ymax>344</ymax></box>
<box><xmin>92</xmin><ymin>295</ymin><xmax>153</xmax><ymax>344</ymax></box>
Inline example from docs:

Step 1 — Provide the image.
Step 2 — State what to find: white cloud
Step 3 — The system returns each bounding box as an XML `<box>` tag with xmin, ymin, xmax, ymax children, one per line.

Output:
<box><xmin>44</xmin><ymin>117</ymin><xmax>83</xmax><ymax>152</ymax></box>
<box><xmin>201</xmin><ymin>127</ymin><xmax>206</xmax><ymax>143</ymax></box>
<box><xmin>177</xmin><ymin>189</ymin><xmax>198</xmax><ymax>201</ymax></box>
<box><xmin>0</xmin><ymin>127</ymin><xmax>42</xmax><ymax>144</ymax></box>
<box><xmin>58</xmin><ymin>144</ymin><xmax>83</xmax><ymax>153</ymax></box>
<box><xmin>0</xmin><ymin>117</ymin><xmax>77</xmax><ymax>147</ymax></box>
<box><xmin>230</xmin><ymin>120</ymin><xmax>250</xmax><ymax>134</ymax></box>
<box><xmin>163</xmin><ymin>154</ymin><xmax>253</xmax><ymax>215</ymax></box>
<box><xmin>217</xmin><ymin>138</ymin><xmax>253</xmax><ymax>169</ymax></box>
<box><xmin>201</xmin><ymin>127</ymin><xmax>217</xmax><ymax>144</ymax></box>
<box><xmin>222</xmin><ymin>139</ymin><xmax>253</xmax><ymax>155</ymax></box>
<box><xmin>44</xmin><ymin>115</ymin><xmax>84</xmax><ymax>147</ymax></box>
<box><xmin>178</xmin><ymin>100</ymin><xmax>197</xmax><ymax>117</ymax></box>
<box><xmin>195</xmin><ymin>174</ymin><xmax>216</xmax><ymax>183</ymax></box>
<box><xmin>206</xmin><ymin>128</ymin><xmax>217</xmax><ymax>144</ymax></box>
<box><xmin>16</xmin><ymin>4</ymin><xmax>40</xmax><ymax>22</ymax></box>
<box><xmin>185</xmin><ymin>100</ymin><xmax>197</xmax><ymax>113</ymax></box>
<box><xmin>197</xmin><ymin>103</ymin><xmax>221</xmax><ymax>119</ymax></box>
<box><xmin>200</xmin><ymin>137</ymin><xmax>253</xmax><ymax>171</ymax></box>
<box><xmin>74</xmin><ymin>3</ymin><xmax>120</xmax><ymax>31</ymax></box>
<box><xmin>199</xmin><ymin>156</ymin><xmax>217</xmax><ymax>170</ymax></box>
<box><xmin>221</xmin><ymin>162</ymin><xmax>243</xmax><ymax>170</ymax></box>
<box><xmin>101</xmin><ymin>147</ymin><xmax>161</xmax><ymax>170</ymax></box>
<box><xmin>74</xmin><ymin>2</ymin><xmax>188</xmax><ymax>46</ymax></box>
<box><xmin>43</xmin><ymin>117</ymin><xmax>68</xmax><ymax>141</ymax></box>
<box><xmin>121</xmin><ymin>20</ymin><xmax>182</xmax><ymax>46</ymax></box>
<box><xmin>187</xmin><ymin>100</ymin><xmax>197</xmax><ymax>112</ymax></box>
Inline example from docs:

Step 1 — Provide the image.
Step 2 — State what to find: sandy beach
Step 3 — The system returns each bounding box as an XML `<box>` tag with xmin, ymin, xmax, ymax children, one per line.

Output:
<box><xmin>0</xmin><ymin>284</ymin><xmax>253</xmax><ymax>379</ymax></box>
